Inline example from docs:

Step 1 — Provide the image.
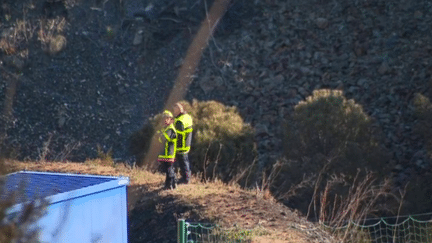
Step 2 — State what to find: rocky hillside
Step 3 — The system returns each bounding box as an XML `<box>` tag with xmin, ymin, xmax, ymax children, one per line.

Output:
<box><xmin>188</xmin><ymin>0</ymin><xmax>432</xmax><ymax>174</ymax></box>
<box><xmin>1</xmin><ymin>0</ymin><xmax>432</xmax><ymax>212</ymax></box>
<box><xmin>186</xmin><ymin>0</ymin><xmax>432</xmax><ymax>193</ymax></box>
<box><xmin>187</xmin><ymin>0</ymin><xmax>432</xmax><ymax>214</ymax></box>
<box><xmin>0</xmin><ymin>0</ymin><xmax>255</xmax><ymax>161</ymax></box>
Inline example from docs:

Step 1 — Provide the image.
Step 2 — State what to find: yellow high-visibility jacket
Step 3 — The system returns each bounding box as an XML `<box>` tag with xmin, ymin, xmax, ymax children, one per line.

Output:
<box><xmin>174</xmin><ymin>113</ymin><xmax>193</xmax><ymax>154</ymax></box>
<box><xmin>157</xmin><ymin>123</ymin><xmax>177</xmax><ymax>163</ymax></box>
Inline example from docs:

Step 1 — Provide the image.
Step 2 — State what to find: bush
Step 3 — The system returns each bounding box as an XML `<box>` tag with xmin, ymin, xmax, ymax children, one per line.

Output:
<box><xmin>129</xmin><ymin>99</ymin><xmax>258</xmax><ymax>185</ymax></box>
<box><xmin>273</xmin><ymin>89</ymin><xmax>390</xmax><ymax>215</ymax></box>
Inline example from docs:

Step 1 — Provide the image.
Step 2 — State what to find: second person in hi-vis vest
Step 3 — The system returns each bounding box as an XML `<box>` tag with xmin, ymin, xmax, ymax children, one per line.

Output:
<box><xmin>173</xmin><ymin>103</ymin><xmax>193</xmax><ymax>184</ymax></box>
<box><xmin>157</xmin><ymin>110</ymin><xmax>177</xmax><ymax>190</ymax></box>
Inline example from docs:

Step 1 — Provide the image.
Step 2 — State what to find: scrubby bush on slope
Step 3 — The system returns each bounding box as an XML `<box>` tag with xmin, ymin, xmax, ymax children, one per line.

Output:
<box><xmin>273</xmin><ymin>89</ymin><xmax>391</xmax><ymax>214</ymax></box>
<box><xmin>130</xmin><ymin>100</ymin><xmax>257</xmax><ymax>185</ymax></box>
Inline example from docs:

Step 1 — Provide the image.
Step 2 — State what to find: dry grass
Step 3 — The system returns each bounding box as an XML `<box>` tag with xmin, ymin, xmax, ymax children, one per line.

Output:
<box><xmin>316</xmin><ymin>170</ymin><xmax>400</xmax><ymax>242</ymax></box>
<box><xmin>37</xmin><ymin>17</ymin><xmax>67</xmax><ymax>55</ymax></box>
<box><xmin>0</xmin><ymin>18</ymin><xmax>35</xmax><ymax>56</ymax></box>
<box><xmin>48</xmin><ymin>34</ymin><xmax>66</xmax><ymax>55</ymax></box>
<box><xmin>0</xmin><ymin>6</ymin><xmax>67</xmax><ymax>57</ymax></box>
<box><xmin>4</xmin><ymin>160</ymin><xmax>335</xmax><ymax>242</ymax></box>
<box><xmin>0</xmin><ymin>38</ymin><xmax>17</xmax><ymax>56</ymax></box>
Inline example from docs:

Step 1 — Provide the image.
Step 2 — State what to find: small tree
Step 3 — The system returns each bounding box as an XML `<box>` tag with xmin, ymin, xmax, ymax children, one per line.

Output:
<box><xmin>274</xmin><ymin>89</ymin><xmax>390</xmax><ymax>215</ymax></box>
<box><xmin>129</xmin><ymin>99</ymin><xmax>258</xmax><ymax>185</ymax></box>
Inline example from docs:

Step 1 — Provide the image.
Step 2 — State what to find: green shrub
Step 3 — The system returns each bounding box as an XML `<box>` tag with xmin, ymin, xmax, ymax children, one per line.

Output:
<box><xmin>129</xmin><ymin>100</ymin><xmax>258</xmax><ymax>185</ymax></box>
<box><xmin>274</xmin><ymin>89</ymin><xmax>390</xmax><ymax>214</ymax></box>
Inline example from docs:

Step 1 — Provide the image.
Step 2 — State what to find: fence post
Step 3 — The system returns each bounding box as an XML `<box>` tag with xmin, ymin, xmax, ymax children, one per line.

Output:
<box><xmin>178</xmin><ymin>219</ymin><xmax>186</xmax><ymax>243</ymax></box>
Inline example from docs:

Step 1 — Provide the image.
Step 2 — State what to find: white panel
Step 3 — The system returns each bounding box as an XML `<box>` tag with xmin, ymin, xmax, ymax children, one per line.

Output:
<box><xmin>37</xmin><ymin>187</ymin><xmax>127</xmax><ymax>243</ymax></box>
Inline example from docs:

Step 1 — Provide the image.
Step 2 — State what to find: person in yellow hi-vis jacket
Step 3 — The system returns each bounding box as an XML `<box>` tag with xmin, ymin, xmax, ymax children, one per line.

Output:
<box><xmin>157</xmin><ymin>110</ymin><xmax>177</xmax><ymax>190</ymax></box>
<box><xmin>173</xmin><ymin>103</ymin><xmax>193</xmax><ymax>184</ymax></box>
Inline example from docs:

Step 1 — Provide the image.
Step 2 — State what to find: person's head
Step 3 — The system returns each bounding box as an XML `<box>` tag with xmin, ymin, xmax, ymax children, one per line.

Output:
<box><xmin>162</xmin><ymin>110</ymin><xmax>174</xmax><ymax>126</ymax></box>
<box><xmin>173</xmin><ymin>102</ymin><xmax>185</xmax><ymax>117</ymax></box>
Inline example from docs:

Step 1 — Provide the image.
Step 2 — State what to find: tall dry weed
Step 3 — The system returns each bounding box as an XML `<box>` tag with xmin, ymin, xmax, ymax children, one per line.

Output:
<box><xmin>317</xmin><ymin>170</ymin><xmax>399</xmax><ymax>242</ymax></box>
<box><xmin>37</xmin><ymin>17</ymin><xmax>67</xmax><ymax>55</ymax></box>
<box><xmin>0</xmin><ymin>18</ymin><xmax>34</xmax><ymax>56</ymax></box>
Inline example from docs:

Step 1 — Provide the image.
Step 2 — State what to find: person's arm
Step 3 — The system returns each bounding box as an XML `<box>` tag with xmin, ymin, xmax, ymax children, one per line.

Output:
<box><xmin>185</xmin><ymin>131</ymin><xmax>192</xmax><ymax>148</ymax></box>
<box><xmin>166</xmin><ymin>128</ymin><xmax>176</xmax><ymax>161</ymax></box>
<box><xmin>166</xmin><ymin>129</ymin><xmax>176</xmax><ymax>139</ymax></box>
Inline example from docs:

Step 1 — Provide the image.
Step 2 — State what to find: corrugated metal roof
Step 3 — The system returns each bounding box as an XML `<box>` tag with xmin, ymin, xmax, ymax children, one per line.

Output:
<box><xmin>0</xmin><ymin>171</ymin><xmax>116</xmax><ymax>204</ymax></box>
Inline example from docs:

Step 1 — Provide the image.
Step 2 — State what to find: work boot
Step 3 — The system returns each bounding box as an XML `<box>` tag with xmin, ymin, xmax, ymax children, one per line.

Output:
<box><xmin>163</xmin><ymin>185</ymin><xmax>172</xmax><ymax>190</ymax></box>
<box><xmin>178</xmin><ymin>178</ymin><xmax>189</xmax><ymax>185</ymax></box>
<box><xmin>163</xmin><ymin>180</ymin><xmax>172</xmax><ymax>190</ymax></box>
<box><xmin>163</xmin><ymin>179</ymin><xmax>177</xmax><ymax>190</ymax></box>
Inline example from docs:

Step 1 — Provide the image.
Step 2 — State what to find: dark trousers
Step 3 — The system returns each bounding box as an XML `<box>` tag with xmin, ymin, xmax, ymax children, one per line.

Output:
<box><xmin>163</xmin><ymin>162</ymin><xmax>176</xmax><ymax>187</ymax></box>
<box><xmin>176</xmin><ymin>153</ymin><xmax>191</xmax><ymax>183</ymax></box>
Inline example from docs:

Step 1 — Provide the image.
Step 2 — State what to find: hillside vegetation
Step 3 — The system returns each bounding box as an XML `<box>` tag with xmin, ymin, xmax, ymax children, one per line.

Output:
<box><xmin>1</xmin><ymin>0</ymin><xmax>432</xmax><ymax>241</ymax></box>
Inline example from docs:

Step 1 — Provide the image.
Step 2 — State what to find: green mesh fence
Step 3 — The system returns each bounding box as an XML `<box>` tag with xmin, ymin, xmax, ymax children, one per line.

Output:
<box><xmin>321</xmin><ymin>213</ymin><xmax>432</xmax><ymax>243</ymax></box>
<box><xmin>179</xmin><ymin>213</ymin><xmax>432</xmax><ymax>242</ymax></box>
<box><xmin>177</xmin><ymin>219</ymin><xmax>251</xmax><ymax>243</ymax></box>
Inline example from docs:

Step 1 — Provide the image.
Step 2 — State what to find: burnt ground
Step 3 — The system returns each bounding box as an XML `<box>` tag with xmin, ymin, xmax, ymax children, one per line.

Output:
<box><xmin>0</xmin><ymin>0</ymin><xmax>254</xmax><ymax>161</ymax></box>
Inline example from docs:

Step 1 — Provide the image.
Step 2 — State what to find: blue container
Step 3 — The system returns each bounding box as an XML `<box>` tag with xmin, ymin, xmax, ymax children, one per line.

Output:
<box><xmin>1</xmin><ymin>171</ymin><xmax>129</xmax><ymax>243</ymax></box>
